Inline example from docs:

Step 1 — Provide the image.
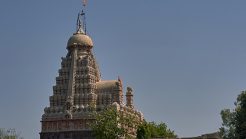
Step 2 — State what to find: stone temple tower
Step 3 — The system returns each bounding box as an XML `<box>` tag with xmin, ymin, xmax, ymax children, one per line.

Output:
<box><xmin>40</xmin><ymin>9</ymin><xmax>144</xmax><ymax>139</ymax></box>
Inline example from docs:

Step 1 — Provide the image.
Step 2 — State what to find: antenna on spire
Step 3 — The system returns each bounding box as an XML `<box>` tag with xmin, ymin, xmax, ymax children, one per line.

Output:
<box><xmin>83</xmin><ymin>0</ymin><xmax>87</xmax><ymax>7</ymax></box>
<box><xmin>76</xmin><ymin>0</ymin><xmax>88</xmax><ymax>34</ymax></box>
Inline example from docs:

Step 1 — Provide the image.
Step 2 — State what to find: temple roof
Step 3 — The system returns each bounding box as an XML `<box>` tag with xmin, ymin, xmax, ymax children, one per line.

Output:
<box><xmin>96</xmin><ymin>80</ymin><xmax>121</xmax><ymax>90</ymax></box>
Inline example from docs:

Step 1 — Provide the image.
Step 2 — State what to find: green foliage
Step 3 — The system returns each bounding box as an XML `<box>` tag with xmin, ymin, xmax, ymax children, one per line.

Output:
<box><xmin>90</xmin><ymin>107</ymin><xmax>135</xmax><ymax>139</ymax></box>
<box><xmin>90</xmin><ymin>106</ymin><xmax>176</xmax><ymax>139</ymax></box>
<box><xmin>0</xmin><ymin>128</ymin><xmax>23</xmax><ymax>139</ymax></box>
<box><xmin>220</xmin><ymin>109</ymin><xmax>236</xmax><ymax>139</ymax></box>
<box><xmin>220</xmin><ymin>91</ymin><xmax>246</xmax><ymax>139</ymax></box>
<box><xmin>136</xmin><ymin>121</ymin><xmax>177</xmax><ymax>139</ymax></box>
<box><xmin>235</xmin><ymin>91</ymin><xmax>246</xmax><ymax>139</ymax></box>
<box><xmin>136</xmin><ymin>121</ymin><xmax>151</xmax><ymax>139</ymax></box>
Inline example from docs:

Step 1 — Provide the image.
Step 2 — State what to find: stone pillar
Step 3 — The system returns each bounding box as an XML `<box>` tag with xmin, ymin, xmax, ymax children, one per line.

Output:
<box><xmin>126</xmin><ymin>87</ymin><xmax>134</xmax><ymax>108</ymax></box>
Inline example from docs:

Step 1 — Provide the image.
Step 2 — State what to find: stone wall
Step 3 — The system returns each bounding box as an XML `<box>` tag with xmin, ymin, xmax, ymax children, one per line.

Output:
<box><xmin>151</xmin><ymin>132</ymin><xmax>221</xmax><ymax>139</ymax></box>
<box><xmin>40</xmin><ymin>131</ymin><xmax>95</xmax><ymax>139</ymax></box>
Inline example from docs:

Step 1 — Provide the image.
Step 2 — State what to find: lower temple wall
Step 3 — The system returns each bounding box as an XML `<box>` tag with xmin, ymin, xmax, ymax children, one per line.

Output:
<box><xmin>40</xmin><ymin>131</ymin><xmax>95</xmax><ymax>139</ymax></box>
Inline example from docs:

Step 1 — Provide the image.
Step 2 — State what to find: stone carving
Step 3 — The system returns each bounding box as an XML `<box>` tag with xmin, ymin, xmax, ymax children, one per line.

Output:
<box><xmin>127</xmin><ymin>87</ymin><xmax>133</xmax><ymax>93</ymax></box>
<box><xmin>65</xmin><ymin>110</ymin><xmax>72</xmax><ymax>119</ymax></box>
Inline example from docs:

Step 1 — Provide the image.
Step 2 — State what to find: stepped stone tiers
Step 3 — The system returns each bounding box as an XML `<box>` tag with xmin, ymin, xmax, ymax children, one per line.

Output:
<box><xmin>40</xmin><ymin>16</ymin><xmax>144</xmax><ymax>139</ymax></box>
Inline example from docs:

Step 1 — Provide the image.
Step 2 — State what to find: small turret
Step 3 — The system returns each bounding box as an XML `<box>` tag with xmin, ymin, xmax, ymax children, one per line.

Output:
<box><xmin>126</xmin><ymin>87</ymin><xmax>134</xmax><ymax>108</ymax></box>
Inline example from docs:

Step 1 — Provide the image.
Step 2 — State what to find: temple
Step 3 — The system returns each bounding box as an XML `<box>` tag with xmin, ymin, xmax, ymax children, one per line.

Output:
<box><xmin>40</xmin><ymin>9</ymin><xmax>143</xmax><ymax>139</ymax></box>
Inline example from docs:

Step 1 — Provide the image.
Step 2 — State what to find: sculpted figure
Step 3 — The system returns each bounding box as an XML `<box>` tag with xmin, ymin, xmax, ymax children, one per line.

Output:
<box><xmin>127</xmin><ymin>87</ymin><xmax>133</xmax><ymax>93</ymax></box>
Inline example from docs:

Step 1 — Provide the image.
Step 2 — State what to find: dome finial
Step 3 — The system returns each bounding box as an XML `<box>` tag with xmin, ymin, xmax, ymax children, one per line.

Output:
<box><xmin>76</xmin><ymin>0</ymin><xmax>88</xmax><ymax>34</ymax></box>
<box><xmin>76</xmin><ymin>11</ymin><xmax>85</xmax><ymax>34</ymax></box>
<box><xmin>82</xmin><ymin>0</ymin><xmax>88</xmax><ymax>7</ymax></box>
<box><xmin>68</xmin><ymin>1</ymin><xmax>92</xmax><ymax>49</ymax></box>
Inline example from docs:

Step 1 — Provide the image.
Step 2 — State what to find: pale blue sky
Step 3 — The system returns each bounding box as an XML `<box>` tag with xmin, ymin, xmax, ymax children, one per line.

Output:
<box><xmin>1</xmin><ymin>0</ymin><xmax>246</xmax><ymax>138</ymax></box>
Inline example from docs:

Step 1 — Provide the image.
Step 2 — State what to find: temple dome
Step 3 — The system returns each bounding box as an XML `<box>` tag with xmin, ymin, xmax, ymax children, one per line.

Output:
<box><xmin>67</xmin><ymin>33</ymin><xmax>93</xmax><ymax>49</ymax></box>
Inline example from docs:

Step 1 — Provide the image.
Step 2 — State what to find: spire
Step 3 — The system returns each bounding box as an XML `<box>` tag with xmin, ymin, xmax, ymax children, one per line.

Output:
<box><xmin>68</xmin><ymin>1</ymin><xmax>93</xmax><ymax>49</ymax></box>
<box><xmin>76</xmin><ymin>0</ymin><xmax>88</xmax><ymax>34</ymax></box>
<box><xmin>83</xmin><ymin>0</ymin><xmax>87</xmax><ymax>7</ymax></box>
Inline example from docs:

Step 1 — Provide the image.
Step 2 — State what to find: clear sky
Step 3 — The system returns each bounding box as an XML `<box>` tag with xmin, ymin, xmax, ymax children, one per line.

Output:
<box><xmin>1</xmin><ymin>0</ymin><xmax>246</xmax><ymax>138</ymax></box>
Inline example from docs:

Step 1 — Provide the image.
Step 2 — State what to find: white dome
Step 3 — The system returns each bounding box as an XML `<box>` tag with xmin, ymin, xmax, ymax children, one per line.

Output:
<box><xmin>67</xmin><ymin>33</ymin><xmax>93</xmax><ymax>48</ymax></box>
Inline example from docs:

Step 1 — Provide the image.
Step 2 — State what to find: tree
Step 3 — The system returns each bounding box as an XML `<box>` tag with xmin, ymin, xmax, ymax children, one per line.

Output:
<box><xmin>220</xmin><ymin>91</ymin><xmax>246</xmax><ymax>139</ymax></box>
<box><xmin>235</xmin><ymin>91</ymin><xmax>246</xmax><ymax>139</ymax></box>
<box><xmin>90</xmin><ymin>106</ymin><xmax>136</xmax><ymax>139</ymax></box>
<box><xmin>136</xmin><ymin>121</ymin><xmax>177</xmax><ymax>139</ymax></box>
<box><xmin>220</xmin><ymin>109</ymin><xmax>236</xmax><ymax>139</ymax></box>
<box><xmin>90</xmin><ymin>105</ymin><xmax>176</xmax><ymax>139</ymax></box>
<box><xmin>0</xmin><ymin>128</ymin><xmax>24</xmax><ymax>139</ymax></box>
<box><xmin>136</xmin><ymin>121</ymin><xmax>151</xmax><ymax>139</ymax></box>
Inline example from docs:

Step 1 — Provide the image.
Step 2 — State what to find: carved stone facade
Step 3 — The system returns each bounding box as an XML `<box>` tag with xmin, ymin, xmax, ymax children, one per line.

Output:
<box><xmin>40</xmin><ymin>11</ymin><xmax>144</xmax><ymax>139</ymax></box>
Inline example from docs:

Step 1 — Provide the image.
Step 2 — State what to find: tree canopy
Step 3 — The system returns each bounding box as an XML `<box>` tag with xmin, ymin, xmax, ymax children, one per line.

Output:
<box><xmin>90</xmin><ymin>106</ymin><xmax>136</xmax><ymax>139</ymax></box>
<box><xmin>136</xmin><ymin>121</ymin><xmax>177</xmax><ymax>139</ymax></box>
<box><xmin>220</xmin><ymin>91</ymin><xmax>246</xmax><ymax>139</ymax></box>
<box><xmin>0</xmin><ymin>128</ymin><xmax>23</xmax><ymax>139</ymax></box>
<box><xmin>90</xmin><ymin>105</ymin><xmax>176</xmax><ymax>139</ymax></box>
